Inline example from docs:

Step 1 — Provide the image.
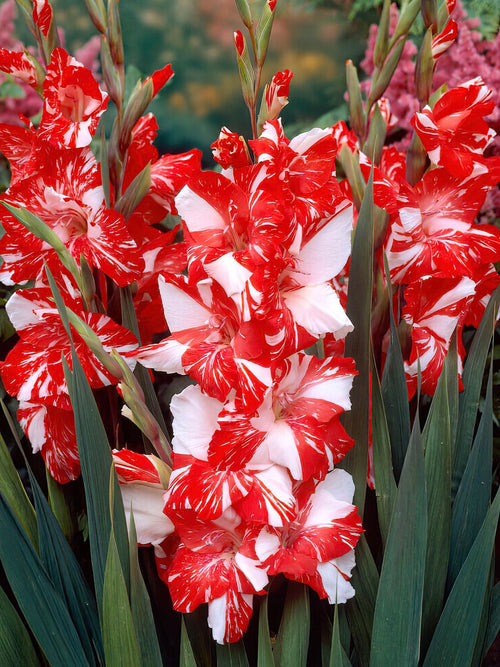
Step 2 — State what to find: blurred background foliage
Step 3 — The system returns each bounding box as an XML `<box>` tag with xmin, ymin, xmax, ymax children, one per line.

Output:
<box><xmin>12</xmin><ymin>0</ymin><xmax>499</xmax><ymax>162</ymax></box>
<box><xmin>15</xmin><ymin>0</ymin><xmax>378</xmax><ymax>161</ymax></box>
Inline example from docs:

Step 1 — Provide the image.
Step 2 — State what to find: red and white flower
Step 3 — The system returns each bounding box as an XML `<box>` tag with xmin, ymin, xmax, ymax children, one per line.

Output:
<box><xmin>411</xmin><ymin>78</ymin><xmax>496</xmax><ymax>178</ymax></box>
<box><xmin>38</xmin><ymin>47</ymin><xmax>108</xmax><ymax>149</ymax></box>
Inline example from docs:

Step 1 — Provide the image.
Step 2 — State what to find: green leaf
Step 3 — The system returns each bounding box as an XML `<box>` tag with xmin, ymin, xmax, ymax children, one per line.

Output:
<box><xmin>45</xmin><ymin>471</ymin><xmax>73</xmax><ymax>542</ymax></box>
<box><xmin>448</xmin><ymin>355</ymin><xmax>493</xmax><ymax>589</ymax></box>
<box><xmin>0</xmin><ymin>492</ymin><xmax>89</xmax><ymax>666</ymax></box>
<box><xmin>129</xmin><ymin>511</ymin><xmax>163</xmax><ymax>667</ymax></box>
<box><xmin>381</xmin><ymin>280</ymin><xmax>411</xmax><ymax>482</ymax></box>
<box><xmin>421</xmin><ymin>360</ymin><xmax>452</xmax><ymax>650</ymax></box>
<box><xmin>422</xmin><ymin>489</ymin><xmax>500</xmax><ymax>666</ymax></box>
<box><xmin>341</xmin><ymin>170</ymin><xmax>374</xmax><ymax>516</ymax></box>
<box><xmin>345</xmin><ymin>535</ymin><xmax>379</xmax><ymax>667</ymax></box>
<box><xmin>370</xmin><ymin>417</ymin><xmax>427</xmax><ymax>667</ymax></box>
<box><xmin>370</xmin><ymin>359</ymin><xmax>397</xmax><ymax>546</ymax></box>
<box><xmin>330</xmin><ymin>604</ymin><xmax>352</xmax><ymax>667</ymax></box>
<box><xmin>0</xmin><ymin>585</ymin><xmax>40</xmax><ymax>666</ymax></box>
<box><xmin>445</xmin><ymin>332</ymin><xmax>459</xmax><ymax>445</ymax></box>
<box><xmin>184</xmin><ymin>606</ymin><xmax>214</xmax><ymax>667</ymax></box>
<box><xmin>257</xmin><ymin>595</ymin><xmax>274</xmax><ymax>667</ymax></box>
<box><xmin>0</xmin><ymin>428</ymin><xmax>37</xmax><ymax>548</ymax></box>
<box><xmin>453</xmin><ymin>285</ymin><xmax>500</xmax><ymax>494</ymax></box>
<box><xmin>120</xmin><ymin>284</ymin><xmax>169</xmax><ymax>436</ymax></box>
<box><xmin>274</xmin><ymin>582</ymin><xmax>310</xmax><ymax>667</ymax></box>
<box><xmin>180</xmin><ymin>617</ymin><xmax>198</xmax><ymax>667</ymax></box>
<box><xmin>27</xmin><ymin>466</ymin><xmax>103</xmax><ymax>666</ymax></box>
<box><xmin>484</xmin><ymin>582</ymin><xmax>500</xmax><ymax>656</ymax></box>
<box><xmin>216</xmin><ymin>640</ymin><xmax>250</xmax><ymax>666</ymax></box>
<box><xmin>102</xmin><ymin>529</ymin><xmax>142</xmax><ymax>666</ymax></box>
<box><xmin>0</xmin><ymin>80</ymin><xmax>26</xmax><ymax>99</ymax></box>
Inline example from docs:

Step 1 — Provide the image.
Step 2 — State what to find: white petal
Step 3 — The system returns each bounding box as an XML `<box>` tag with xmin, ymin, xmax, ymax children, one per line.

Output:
<box><xmin>288</xmin><ymin>205</ymin><xmax>353</xmax><ymax>285</ymax></box>
<box><xmin>121</xmin><ymin>485</ymin><xmax>173</xmax><ymax>545</ymax></box>
<box><xmin>159</xmin><ymin>275</ymin><xmax>209</xmax><ymax>333</ymax></box>
<box><xmin>171</xmin><ymin>385</ymin><xmax>223</xmax><ymax>459</ymax></box>
<box><xmin>284</xmin><ymin>284</ymin><xmax>353</xmax><ymax>338</ymax></box>
<box><xmin>176</xmin><ymin>184</ymin><xmax>226</xmax><ymax>234</ymax></box>
<box><xmin>234</xmin><ymin>553</ymin><xmax>268</xmax><ymax>591</ymax></box>
<box><xmin>205</xmin><ymin>254</ymin><xmax>252</xmax><ymax>297</ymax></box>
<box><xmin>317</xmin><ymin>551</ymin><xmax>356</xmax><ymax>603</ymax></box>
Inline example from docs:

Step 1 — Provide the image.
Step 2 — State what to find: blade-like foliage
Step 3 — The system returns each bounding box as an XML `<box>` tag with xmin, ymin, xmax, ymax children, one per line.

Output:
<box><xmin>0</xmin><ymin>584</ymin><xmax>40</xmax><ymax>666</ymax></box>
<box><xmin>0</xmin><ymin>492</ymin><xmax>89</xmax><ymax>666</ymax></box>
<box><xmin>370</xmin><ymin>416</ymin><xmax>427</xmax><ymax>667</ymax></box>
<box><xmin>102</xmin><ymin>528</ymin><xmax>142</xmax><ymax>666</ymax></box>
<box><xmin>422</xmin><ymin>489</ymin><xmax>500</xmax><ymax>666</ymax></box>
<box><xmin>345</xmin><ymin>535</ymin><xmax>378</xmax><ymax>667</ymax></box>
<box><xmin>484</xmin><ymin>582</ymin><xmax>500</xmax><ymax>657</ymax></box>
<box><xmin>180</xmin><ymin>617</ymin><xmax>198</xmax><ymax>667</ymax></box>
<box><xmin>216</xmin><ymin>640</ymin><xmax>250</xmax><ymax>666</ymax></box>
<box><xmin>27</xmin><ymin>466</ymin><xmax>103</xmax><ymax>666</ymax></box>
<box><xmin>453</xmin><ymin>285</ymin><xmax>500</xmax><ymax>494</ymax></box>
<box><xmin>330</xmin><ymin>604</ymin><xmax>352</xmax><ymax>667</ymax></box>
<box><xmin>129</xmin><ymin>510</ymin><xmax>163</xmax><ymax>667</ymax></box>
<box><xmin>447</xmin><ymin>356</ymin><xmax>493</xmax><ymax>589</ymax></box>
<box><xmin>380</xmin><ymin>274</ymin><xmax>411</xmax><ymax>482</ymax></box>
<box><xmin>0</xmin><ymin>427</ymin><xmax>37</xmax><ymax>548</ymax></box>
<box><xmin>421</xmin><ymin>359</ymin><xmax>452</xmax><ymax>650</ymax></box>
<box><xmin>184</xmin><ymin>606</ymin><xmax>214</xmax><ymax>667</ymax></box>
<box><xmin>257</xmin><ymin>595</ymin><xmax>274</xmax><ymax>666</ymax></box>
<box><xmin>274</xmin><ymin>582</ymin><xmax>310</xmax><ymax>667</ymax></box>
<box><xmin>342</xmin><ymin>170</ymin><xmax>374</xmax><ymax>516</ymax></box>
<box><xmin>370</xmin><ymin>359</ymin><xmax>397</xmax><ymax>546</ymax></box>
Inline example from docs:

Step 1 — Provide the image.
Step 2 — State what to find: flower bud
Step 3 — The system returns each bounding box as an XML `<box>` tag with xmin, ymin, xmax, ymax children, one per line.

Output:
<box><xmin>83</xmin><ymin>0</ymin><xmax>107</xmax><ymax>34</ymax></box>
<box><xmin>405</xmin><ymin>131</ymin><xmax>427</xmax><ymax>186</ymax></box>
<box><xmin>346</xmin><ymin>59</ymin><xmax>366</xmax><ymax>142</ymax></box>
<box><xmin>234</xmin><ymin>0</ymin><xmax>253</xmax><ymax>29</ymax></box>
<box><xmin>373</xmin><ymin>0</ymin><xmax>390</xmax><ymax>68</ymax></box>
<box><xmin>367</xmin><ymin>37</ymin><xmax>406</xmax><ymax>110</ymax></box>
<box><xmin>211</xmin><ymin>127</ymin><xmax>251</xmax><ymax>168</ymax></box>
<box><xmin>256</xmin><ymin>0</ymin><xmax>276</xmax><ymax>66</ymax></box>
<box><xmin>392</xmin><ymin>0</ymin><xmax>420</xmax><ymax>41</ymax></box>
<box><xmin>234</xmin><ymin>31</ymin><xmax>255</xmax><ymax>108</ymax></box>
<box><xmin>106</xmin><ymin>0</ymin><xmax>124</xmax><ymax>67</ymax></box>
<box><xmin>415</xmin><ymin>27</ymin><xmax>434</xmax><ymax>106</ymax></box>
<box><xmin>364</xmin><ymin>102</ymin><xmax>387</xmax><ymax>166</ymax></box>
<box><xmin>421</xmin><ymin>0</ymin><xmax>438</xmax><ymax>31</ymax></box>
<box><xmin>264</xmin><ymin>69</ymin><xmax>293</xmax><ymax>119</ymax></box>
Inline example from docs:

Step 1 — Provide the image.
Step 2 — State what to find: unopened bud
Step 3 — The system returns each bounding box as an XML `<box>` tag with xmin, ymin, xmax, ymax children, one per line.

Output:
<box><xmin>106</xmin><ymin>0</ymin><xmax>124</xmax><ymax>67</ymax></box>
<box><xmin>392</xmin><ymin>0</ymin><xmax>420</xmax><ymax>41</ymax></box>
<box><xmin>234</xmin><ymin>0</ymin><xmax>253</xmax><ymax>29</ymax></box>
<box><xmin>211</xmin><ymin>127</ymin><xmax>251</xmax><ymax>169</ymax></box>
<box><xmin>364</xmin><ymin>103</ymin><xmax>387</xmax><ymax>166</ymax></box>
<box><xmin>114</xmin><ymin>163</ymin><xmax>151</xmax><ymax>220</ymax></box>
<box><xmin>373</xmin><ymin>0</ymin><xmax>390</xmax><ymax>68</ymax></box>
<box><xmin>405</xmin><ymin>131</ymin><xmax>427</xmax><ymax>186</ymax></box>
<box><xmin>256</xmin><ymin>0</ymin><xmax>276</xmax><ymax>66</ymax></box>
<box><xmin>415</xmin><ymin>28</ymin><xmax>434</xmax><ymax>106</ymax></box>
<box><xmin>421</xmin><ymin>0</ymin><xmax>438</xmax><ymax>31</ymax></box>
<box><xmin>83</xmin><ymin>0</ymin><xmax>107</xmax><ymax>34</ymax></box>
<box><xmin>368</xmin><ymin>37</ymin><xmax>406</xmax><ymax>109</ymax></box>
<box><xmin>346</xmin><ymin>59</ymin><xmax>366</xmax><ymax>142</ymax></box>
<box><xmin>234</xmin><ymin>30</ymin><xmax>245</xmax><ymax>57</ymax></box>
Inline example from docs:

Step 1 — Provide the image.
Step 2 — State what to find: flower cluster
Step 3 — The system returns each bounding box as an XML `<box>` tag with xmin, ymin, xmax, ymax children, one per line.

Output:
<box><xmin>116</xmin><ymin>118</ymin><xmax>364</xmax><ymax>642</ymax></box>
<box><xmin>0</xmin><ymin>35</ymin><xmax>201</xmax><ymax>481</ymax></box>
